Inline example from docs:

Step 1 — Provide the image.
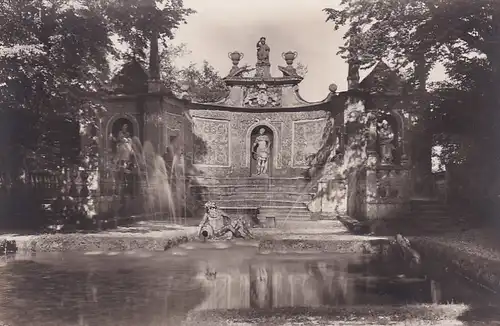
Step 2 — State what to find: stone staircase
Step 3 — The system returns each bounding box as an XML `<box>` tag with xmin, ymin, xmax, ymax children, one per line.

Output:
<box><xmin>408</xmin><ymin>199</ymin><xmax>455</xmax><ymax>226</ymax></box>
<box><xmin>189</xmin><ymin>177</ymin><xmax>317</xmax><ymax>223</ymax></box>
<box><xmin>380</xmin><ymin>198</ymin><xmax>466</xmax><ymax>235</ymax></box>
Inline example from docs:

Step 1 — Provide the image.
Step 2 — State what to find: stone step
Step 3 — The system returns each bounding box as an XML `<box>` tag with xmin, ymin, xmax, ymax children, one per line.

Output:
<box><xmin>190</xmin><ymin>177</ymin><xmax>313</xmax><ymax>187</ymax></box>
<box><xmin>400</xmin><ymin>213</ymin><xmax>454</xmax><ymax>220</ymax></box>
<box><xmin>410</xmin><ymin>200</ymin><xmax>446</xmax><ymax>208</ymax></box>
<box><xmin>262</xmin><ymin>212</ymin><xmax>310</xmax><ymax>216</ymax></box>
<box><xmin>190</xmin><ymin>185</ymin><xmax>317</xmax><ymax>193</ymax></box>
<box><xmin>193</xmin><ymin>192</ymin><xmax>315</xmax><ymax>201</ymax></box>
<box><xmin>267</xmin><ymin>220</ymin><xmax>347</xmax><ymax>231</ymax></box>
<box><xmin>259</xmin><ymin>212</ymin><xmax>311</xmax><ymax>218</ymax></box>
<box><xmin>260</xmin><ymin>206</ymin><xmax>310</xmax><ymax>212</ymax></box>
<box><xmin>407</xmin><ymin>211</ymin><xmax>449</xmax><ymax>217</ymax></box>
<box><xmin>404</xmin><ymin>213</ymin><xmax>454</xmax><ymax>220</ymax></box>
<box><xmin>207</xmin><ymin>199</ymin><xmax>309</xmax><ymax>207</ymax></box>
<box><xmin>410</xmin><ymin>205</ymin><xmax>448</xmax><ymax>211</ymax></box>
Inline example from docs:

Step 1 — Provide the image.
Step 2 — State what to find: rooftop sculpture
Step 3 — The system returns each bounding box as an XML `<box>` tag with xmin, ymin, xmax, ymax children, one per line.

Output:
<box><xmin>256</xmin><ymin>37</ymin><xmax>271</xmax><ymax>77</ymax></box>
<box><xmin>224</xmin><ymin>37</ymin><xmax>302</xmax><ymax>80</ymax></box>
<box><xmin>217</xmin><ymin>38</ymin><xmax>337</xmax><ymax>108</ymax></box>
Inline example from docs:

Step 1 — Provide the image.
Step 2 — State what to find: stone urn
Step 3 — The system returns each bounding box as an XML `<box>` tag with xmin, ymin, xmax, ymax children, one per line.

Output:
<box><xmin>228</xmin><ymin>51</ymin><xmax>244</xmax><ymax>66</ymax></box>
<box><xmin>281</xmin><ymin>51</ymin><xmax>298</xmax><ymax>65</ymax></box>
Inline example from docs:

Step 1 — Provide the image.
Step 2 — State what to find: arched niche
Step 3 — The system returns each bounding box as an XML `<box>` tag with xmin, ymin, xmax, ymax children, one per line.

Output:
<box><xmin>245</xmin><ymin>121</ymin><xmax>279</xmax><ymax>177</ymax></box>
<box><xmin>105</xmin><ymin>113</ymin><xmax>140</xmax><ymax>155</ymax></box>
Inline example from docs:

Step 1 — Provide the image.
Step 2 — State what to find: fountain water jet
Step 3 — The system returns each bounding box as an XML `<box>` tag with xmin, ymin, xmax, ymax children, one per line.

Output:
<box><xmin>118</xmin><ymin>137</ymin><xmax>188</xmax><ymax>224</ymax></box>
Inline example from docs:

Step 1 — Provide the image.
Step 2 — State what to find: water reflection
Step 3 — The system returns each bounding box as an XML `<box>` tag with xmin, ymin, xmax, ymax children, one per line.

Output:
<box><xmin>0</xmin><ymin>254</ymin><xmax>206</xmax><ymax>326</ymax></box>
<box><xmin>195</xmin><ymin>254</ymin><xmax>433</xmax><ymax>311</ymax></box>
<box><xmin>0</xmin><ymin>243</ymin><xmax>491</xmax><ymax>326</ymax></box>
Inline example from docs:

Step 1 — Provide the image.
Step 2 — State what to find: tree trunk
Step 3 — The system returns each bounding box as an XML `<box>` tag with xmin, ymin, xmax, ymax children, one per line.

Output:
<box><xmin>411</xmin><ymin>56</ymin><xmax>433</xmax><ymax>198</ymax></box>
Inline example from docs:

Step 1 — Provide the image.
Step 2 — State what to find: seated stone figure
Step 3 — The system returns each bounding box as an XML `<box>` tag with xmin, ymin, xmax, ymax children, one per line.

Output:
<box><xmin>197</xmin><ymin>202</ymin><xmax>254</xmax><ymax>240</ymax></box>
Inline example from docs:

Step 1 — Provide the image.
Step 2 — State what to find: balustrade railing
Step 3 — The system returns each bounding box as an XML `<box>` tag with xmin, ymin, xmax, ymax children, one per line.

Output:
<box><xmin>0</xmin><ymin>166</ymin><xmax>191</xmax><ymax>230</ymax></box>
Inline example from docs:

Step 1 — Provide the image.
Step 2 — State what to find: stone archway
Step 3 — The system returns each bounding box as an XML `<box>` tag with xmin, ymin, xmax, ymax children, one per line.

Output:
<box><xmin>249</xmin><ymin>125</ymin><xmax>274</xmax><ymax>177</ymax></box>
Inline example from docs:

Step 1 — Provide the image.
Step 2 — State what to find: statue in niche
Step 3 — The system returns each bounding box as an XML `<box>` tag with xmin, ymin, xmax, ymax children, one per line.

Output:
<box><xmin>377</xmin><ymin>119</ymin><xmax>395</xmax><ymax>165</ymax></box>
<box><xmin>366</xmin><ymin>112</ymin><xmax>378</xmax><ymax>151</ymax></box>
<box><xmin>110</xmin><ymin>123</ymin><xmax>133</xmax><ymax>168</ymax></box>
<box><xmin>252</xmin><ymin>128</ymin><xmax>271</xmax><ymax>175</ymax></box>
<box><xmin>256</xmin><ymin>37</ymin><xmax>270</xmax><ymax>66</ymax></box>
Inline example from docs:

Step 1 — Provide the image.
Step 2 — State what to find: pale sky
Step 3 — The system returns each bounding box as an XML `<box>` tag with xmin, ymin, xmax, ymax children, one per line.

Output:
<box><xmin>170</xmin><ymin>0</ymin><xmax>446</xmax><ymax>102</ymax></box>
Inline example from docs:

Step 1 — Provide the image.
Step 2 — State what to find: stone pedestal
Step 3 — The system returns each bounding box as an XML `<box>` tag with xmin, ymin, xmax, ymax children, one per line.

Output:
<box><xmin>255</xmin><ymin>65</ymin><xmax>271</xmax><ymax>78</ymax></box>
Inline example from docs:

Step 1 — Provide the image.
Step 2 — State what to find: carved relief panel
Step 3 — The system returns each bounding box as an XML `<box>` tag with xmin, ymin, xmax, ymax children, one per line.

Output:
<box><xmin>243</xmin><ymin>84</ymin><xmax>281</xmax><ymax>108</ymax></box>
<box><xmin>292</xmin><ymin>119</ymin><xmax>327</xmax><ymax>167</ymax></box>
<box><xmin>192</xmin><ymin>117</ymin><xmax>230</xmax><ymax>167</ymax></box>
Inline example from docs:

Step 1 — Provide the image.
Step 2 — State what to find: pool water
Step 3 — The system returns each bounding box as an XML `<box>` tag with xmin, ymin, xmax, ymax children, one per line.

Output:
<box><xmin>0</xmin><ymin>240</ymin><xmax>496</xmax><ymax>326</ymax></box>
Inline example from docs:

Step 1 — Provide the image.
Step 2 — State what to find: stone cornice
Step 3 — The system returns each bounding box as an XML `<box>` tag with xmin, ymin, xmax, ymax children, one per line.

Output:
<box><xmin>223</xmin><ymin>76</ymin><xmax>303</xmax><ymax>87</ymax></box>
<box><xmin>190</xmin><ymin>101</ymin><xmax>332</xmax><ymax>112</ymax></box>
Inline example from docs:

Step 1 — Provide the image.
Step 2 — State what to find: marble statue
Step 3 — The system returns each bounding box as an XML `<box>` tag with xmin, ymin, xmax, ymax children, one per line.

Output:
<box><xmin>252</xmin><ymin>128</ymin><xmax>271</xmax><ymax>175</ymax></box>
<box><xmin>110</xmin><ymin>123</ymin><xmax>133</xmax><ymax>167</ymax></box>
<box><xmin>197</xmin><ymin>201</ymin><xmax>253</xmax><ymax>240</ymax></box>
<box><xmin>256</xmin><ymin>37</ymin><xmax>270</xmax><ymax>66</ymax></box>
<box><xmin>377</xmin><ymin>120</ymin><xmax>395</xmax><ymax>165</ymax></box>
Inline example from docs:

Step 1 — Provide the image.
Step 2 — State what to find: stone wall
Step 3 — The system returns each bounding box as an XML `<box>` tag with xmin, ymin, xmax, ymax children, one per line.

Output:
<box><xmin>365</xmin><ymin>166</ymin><xmax>411</xmax><ymax>220</ymax></box>
<box><xmin>189</xmin><ymin>109</ymin><xmax>328</xmax><ymax>178</ymax></box>
<box><xmin>92</xmin><ymin>93</ymin><xmax>195</xmax><ymax>225</ymax></box>
<box><xmin>308</xmin><ymin>95</ymin><xmax>414</xmax><ymax>220</ymax></box>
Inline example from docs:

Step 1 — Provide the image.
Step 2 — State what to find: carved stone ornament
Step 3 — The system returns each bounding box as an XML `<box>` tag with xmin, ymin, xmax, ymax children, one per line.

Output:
<box><xmin>226</xmin><ymin>51</ymin><xmax>256</xmax><ymax>78</ymax></box>
<box><xmin>243</xmin><ymin>84</ymin><xmax>281</xmax><ymax>107</ymax></box>
<box><xmin>278</xmin><ymin>51</ymin><xmax>299</xmax><ymax>77</ymax></box>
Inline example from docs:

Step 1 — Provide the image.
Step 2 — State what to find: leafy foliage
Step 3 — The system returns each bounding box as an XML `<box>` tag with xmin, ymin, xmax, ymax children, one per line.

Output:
<box><xmin>325</xmin><ymin>0</ymin><xmax>500</xmax><ymax>85</ymax></box>
<box><xmin>159</xmin><ymin>42</ymin><xmax>191</xmax><ymax>90</ymax></box>
<box><xmin>0</xmin><ymin>0</ymin><xmax>112</xmax><ymax>171</ymax></box>
<box><xmin>98</xmin><ymin>0</ymin><xmax>195</xmax><ymax>60</ymax></box>
<box><xmin>326</xmin><ymin>0</ymin><xmax>500</xmax><ymax>211</ymax></box>
<box><xmin>0</xmin><ymin>0</ymin><xmax>194</xmax><ymax>172</ymax></box>
<box><xmin>295</xmin><ymin>61</ymin><xmax>308</xmax><ymax>78</ymax></box>
<box><xmin>176</xmin><ymin>61</ymin><xmax>228</xmax><ymax>103</ymax></box>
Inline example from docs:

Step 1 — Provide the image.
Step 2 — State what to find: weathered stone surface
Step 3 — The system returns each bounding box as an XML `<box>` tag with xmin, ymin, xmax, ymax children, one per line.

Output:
<box><xmin>192</xmin><ymin>117</ymin><xmax>230</xmax><ymax>166</ymax></box>
<box><xmin>189</xmin><ymin>109</ymin><xmax>328</xmax><ymax>177</ymax></box>
<box><xmin>292</xmin><ymin>119</ymin><xmax>328</xmax><ymax>167</ymax></box>
<box><xmin>92</xmin><ymin>39</ymin><xmax>424</xmax><ymax>223</ymax></box>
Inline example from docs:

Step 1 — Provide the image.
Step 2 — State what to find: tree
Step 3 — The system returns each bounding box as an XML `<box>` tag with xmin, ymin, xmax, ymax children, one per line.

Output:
<box><xmin>325</xmin><ymin>0</ymin><xmax>500</xmax><ymax>212</ymax></box>
<box><xmin>0</xmin><ymin>0</ymin><xmax>112</xmax><ymax>171</ymax></box>
<box><xmin>158</xmin><ymin>42</ymin><xmax>228</xmax><ymax>102</ymax></box>
<box><xmin>93</xmin><ymin>0</ymin><xmax>195</xmax><ymax>61</ymax></box>
<box><xmin>159</xmin><ymin>42</ymin><xmax>191</xmax><ymax>91</ymax></box>
<box><xmin>296</xmin><ymin>61</ymin><xmax>308</xmax><ymax>78</ymax></box>
<box><xmin>173</xmin><ymin>60</ymin><xmax>228</xmax><ymax>103</ymax></box>
<box><xmin>0</xmin><ymin>0</ymin><xmax>195</xmax><ymax>171</ymax></box>
<box><xmin>324</xmin><ymin>0</ymin><xmax>500</xmax><ymax>88</ymax></box>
